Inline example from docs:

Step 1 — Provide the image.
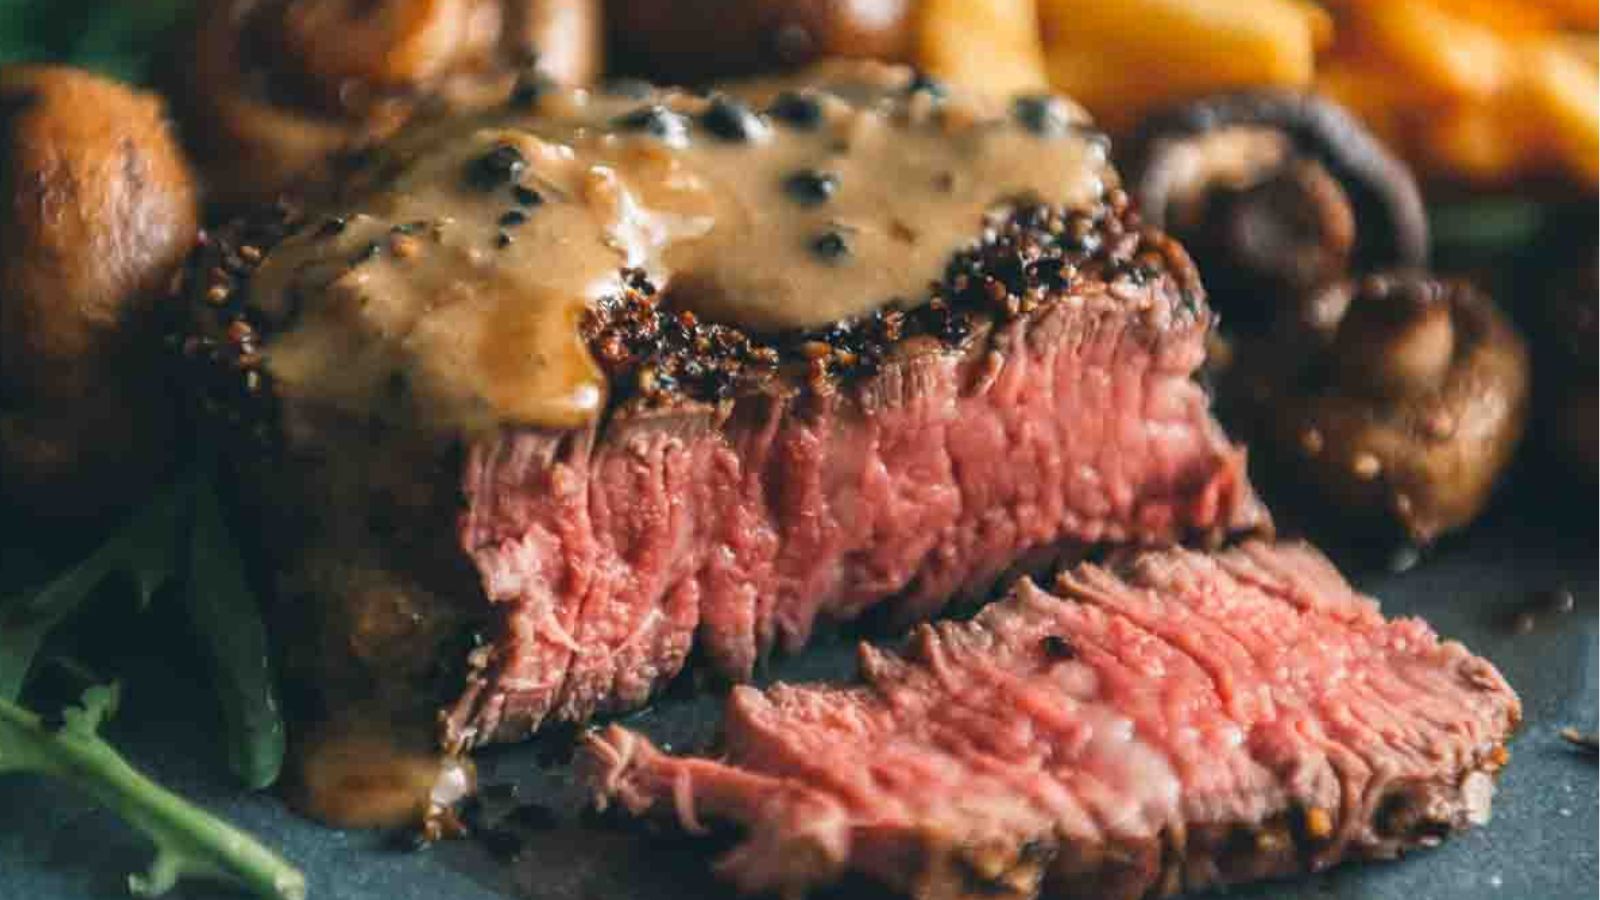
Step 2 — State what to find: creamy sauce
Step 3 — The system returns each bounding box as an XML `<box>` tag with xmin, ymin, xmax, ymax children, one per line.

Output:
<box><xmin>290</xmin><ymin>723</ymin><xmax>476</xmax><ymax>828</ymax></box>
<box><xmin>251</xmin><ymin>62</ymin><xmax>1113</xmax><ymax>432</ymax></box>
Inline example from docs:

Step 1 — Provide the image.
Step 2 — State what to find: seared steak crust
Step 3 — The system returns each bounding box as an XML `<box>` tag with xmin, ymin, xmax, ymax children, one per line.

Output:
<box><xmin>583</xmin><ymin>542</ymin><xmax>1520</xmax><ymax>900</ymax></box>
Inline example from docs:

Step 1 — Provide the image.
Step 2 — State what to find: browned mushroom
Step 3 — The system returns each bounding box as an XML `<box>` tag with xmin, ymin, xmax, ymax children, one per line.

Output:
<box><xmin>1124</xmin><ymin>90</ymin><xmax>1428</xmax><ymax>332</ymax></box>
<box><xmin>176</xmin><ymin>0</ymin><xmax>601</xmax><ymax>206</ymax></box>
<box><xmin>607</xmin><ymin>0</ymin><xmax>916</xmax><ymax>83</ymax></box>
<box><xmin>0</xmin><ymin>65</ymin><xmax>199</xmax><ymax>518</ymax></box>
<box><xmin>1229</xmin><ymin>272</ymin><xmax>1529</xmax><ymax>546</ymax></box>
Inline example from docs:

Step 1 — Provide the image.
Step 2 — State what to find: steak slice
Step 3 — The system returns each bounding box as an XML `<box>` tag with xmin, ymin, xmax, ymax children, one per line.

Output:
<box><xmin>443</xmin><ymin>204</ymin><xmax>1266</xmax><ymax>747</ymax></box>
<box><xmin>582</xmin><ymin>542</ymin><xmax>1519</xmax><ymax>900</ymax></box>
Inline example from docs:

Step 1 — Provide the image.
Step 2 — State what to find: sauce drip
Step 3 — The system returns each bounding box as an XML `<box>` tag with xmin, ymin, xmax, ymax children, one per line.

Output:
<box><xmin>250</xmin><ymin>62</ymin><xmax>1113</xmax><ymax>432</ymax></box>
<box><xmin>290</xmin><ymin>723</ymin><xmax>476</xmax><ymax>828</ymax></box>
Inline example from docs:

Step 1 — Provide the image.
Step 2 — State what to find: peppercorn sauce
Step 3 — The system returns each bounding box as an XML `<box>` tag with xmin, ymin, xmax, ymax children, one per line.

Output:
<box><xmin>248</xmin><ymin>62</ymin><xmax>1113</xmax><ymax>432</ymax></box>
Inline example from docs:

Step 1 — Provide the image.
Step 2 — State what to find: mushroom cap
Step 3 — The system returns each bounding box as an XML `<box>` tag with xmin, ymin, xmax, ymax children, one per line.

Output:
<box><xmin>1235</xmin><ymin>273</ymin><xmax>1529</xmax><ymax>545</ymax></box>
<box><xmin>177</xmin><ymin>0</ymin><xmax>601</xmax><ymax>206</ymax></box>
<box><xmin>0</xmin><ymin>64</ymin><xmax>198</xmax><ymax>517</ymax></box>
<box><xmin>1127</xmin><ymin>90</ymin><xmax>1429</xmax><ymax>271</ymax></box>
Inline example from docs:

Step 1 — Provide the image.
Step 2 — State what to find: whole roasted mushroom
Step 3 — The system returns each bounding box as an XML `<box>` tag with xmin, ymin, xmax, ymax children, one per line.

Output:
<box><xmin>1125</xmin><ymin>90</ymin><xmax>1429</xmax><ymax>332</ymax></box>
<box><xmin>0</xmin><ymin>65</ymin><xmax>198</xmax><ymax>518</ymax></box>
<box><xmin>1232</xmin><ymin>273</ymin><xmax>1529</xmax><ymax>546</ymax></box>
<box><xmin>178</xmin><ymin>0</ymin><xmax>601</xmax><ymax>205</ymax></box>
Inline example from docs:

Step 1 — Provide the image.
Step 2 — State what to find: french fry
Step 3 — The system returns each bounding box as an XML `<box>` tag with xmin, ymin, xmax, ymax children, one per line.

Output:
<box><xmin>1420</xmin><ymin>100</ymin><xmax>1527</xmax><ymax>186</ymax></box>
<box><xmin>1321</xmin><ymin>0</ymin><xmax>1598</xmax><ymax>189</ymax></box>
<box><xmin>1036</xmin><ymin>0</ymin><xmax>1328</xmax><ymax>129</ymax></box>
<box><xmin>1315</xmin><ymin>57</ymin><xmax>1423</xmax><ymax>150</ymax></box>
<box><xmin>1349</xmin><ymin>0</ymin><xmax>1511</xmax><ymax>101</ymax></box>
<box><xmin>1517</xmin><ymin>34</ymin><xmax>1600</xmax><ymax>189</ymax></box>
<box><xmin>1522</xmin><ymin>0</ymin><xmax>1600</xmax><ymax>30</ymax></box>
<box><xmin>917</xmin><ymin>0</ymin><xmax>1050</xmax><ymax>98</ymax></box>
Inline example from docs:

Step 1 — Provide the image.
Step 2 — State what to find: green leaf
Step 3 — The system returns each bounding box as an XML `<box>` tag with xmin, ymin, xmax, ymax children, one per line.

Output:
<box><xmin>69</xmin><ymin>0</ymin><xmax>195</xmax><ymax>84</ymax></box>
<box><xmin>0</xmin><ymin>480</ymin><xmax>187</xmax><ymax>701</ymax></box>
<box><xmin>1428</xmin><ymin>198</ymin><xmax>1547</xmax><ymax>256</ymax></box>
<box><xmin>184</xmin><ymin>475</ymin><xmax>286</xmax><ymax>791</ymax></box>
<box><xmin>0</xmin><ymin>0</ymin><xmax>195</xmax><ymax>84</ymax></box>
<box><xmin>0</xmin><ymin>686</ymin><xmax>305</xmax><ymax>900</ymax></box>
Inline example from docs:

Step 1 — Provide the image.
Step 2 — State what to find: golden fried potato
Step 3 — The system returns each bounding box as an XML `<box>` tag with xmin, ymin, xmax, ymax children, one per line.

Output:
<box><xmin>1037</xmin><ymin>0</ymin><xmax>1330</xmax><ymax>130</ymax></box>
<box><xmin>1419</xmin><ymin>100</ymin><xmax>1526</xmax><ymax>185</ymax></box>
<box><xmin>1318</xmin><ymin>0</ymin><xmax>1599</xmax><ymax>190</ymax></box>
<box><xmin>1510</xmin><ymin>0</ymin><xmax>1598</xmax><ymax>30</ymax></box>
<box><xmin>1518</xmin><ymin>33</ymin><xmax>1600</xmax><ymax>188</ymax></box>
<box><xmin>917</xmin><ymin>0</ymin><xmax>1049</xmax><ymax>97</ymax></box>
<box><xmin>1314</xmin><ymin>58</ymin><xmax>1422</xmax><ymax>148</ymax></box>
<box><xmin>1346</xmin><ymin>0</ymin><xmax>1511</xmax><ymax>101</ymax></box>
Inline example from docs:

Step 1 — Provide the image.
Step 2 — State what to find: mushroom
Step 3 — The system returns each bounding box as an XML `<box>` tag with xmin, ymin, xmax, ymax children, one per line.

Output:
<box><xmin>175</xmin><ymin>0</ymin><xmax>601</xmax><ymax>206</ymax></box>
<box><xmin>0</xmin><ymin>65</ymin><xmax>199</xmax><ymax>518</ymax></box>
<box><xmin>607</xmin><ymin>0</ymin><xmax>916</xmax><ymax>83</ymax></box>
<box><xmin>1229</xmin><ymin>272</ymin><xmax>1529</xmax><ymax>546</ymax></box>
<box><xmin>1124</xmin><ymin>90</ymin><xmax>1429</xmax><ymax>332</ymax></box>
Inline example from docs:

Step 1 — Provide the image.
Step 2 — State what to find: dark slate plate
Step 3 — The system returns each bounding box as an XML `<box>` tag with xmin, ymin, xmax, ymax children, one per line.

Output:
<box><xmin>1</xmin><ymin>483</ymin><xmax>1594</xmax><ymax>900</ymax></box>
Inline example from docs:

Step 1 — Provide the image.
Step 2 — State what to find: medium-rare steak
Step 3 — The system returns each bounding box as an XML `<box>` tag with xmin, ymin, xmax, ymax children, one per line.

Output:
<box><xmin>181</xmin><ymin>64</ymin><xmax>1265</xmax><ymax>756</ymax></box>
<box><xmin>583</xmin><ymin>542</ymin><xmax>1519</xmax><ymax>900</ymax></box>
<box><xmin>444</xmin><ymin>206</ymin><xmax>1266</xmax><ymax>746</ymax></box>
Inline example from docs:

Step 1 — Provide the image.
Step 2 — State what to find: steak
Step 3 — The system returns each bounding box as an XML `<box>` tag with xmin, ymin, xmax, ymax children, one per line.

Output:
<box><xmin>442</xmin><ymin>202</ymin><xmax>1265</xmax><ymax>747</ymax></box>
<box><xmin>187</xmin><ymin>194</ymin><xmax>1265</xmax><ymax>751</ymax></box>
<box><xmin>582</xmin><ymin>542</ymin><xmax>1519</xmax><ymax>900</ymax></box>
<box><xmin>182</xmin><ymin>71</ymin><xmax>1266</xmax><ymax>752</ymax></box>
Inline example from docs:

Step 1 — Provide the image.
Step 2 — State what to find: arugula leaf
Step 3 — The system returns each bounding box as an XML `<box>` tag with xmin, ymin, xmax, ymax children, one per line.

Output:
<box><xmin>1428</xmin><ymin>198</ymin><xmax>1547</xmax><ymax>255</ymax></box>
<box><xmin>0</xmin><ymin>0</ymin><xmax>194</xmax><ymax>84</ymax></box>
<box><xmin>0</xmin><ymin>466</ymin><xmax>286</xmax><ymax>791</ymax></box>
<box><xmin>0</xmin><ymin>685</ymin><xmax>305</xmax><ymax>899</ymax></box>
<box><xmin>69</xmin><ymin>0</ymin><xmax>194</xmax><ymax>84</ymax></box>
<box><xmin>0</xmin><ymin>480</ymin><xmax>187</xmax><ymax>701</ymax></box>
<box><xmin>184</xmin><ymin>476</ymin><xmax>286</xmax><ymax>791</ymax></box>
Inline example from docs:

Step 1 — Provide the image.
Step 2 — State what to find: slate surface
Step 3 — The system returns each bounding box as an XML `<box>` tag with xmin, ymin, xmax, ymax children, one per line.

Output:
<box><xmin>1</xmin><ymin>484</ymin><xmax>1594</xmax><ymax>900</ymax></box>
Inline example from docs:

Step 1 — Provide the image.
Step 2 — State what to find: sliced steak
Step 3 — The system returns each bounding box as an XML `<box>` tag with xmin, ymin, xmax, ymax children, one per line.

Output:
<box><xmin>583</xmin><ymin>542</ymin><xmax>1519</xmax><ymax>900</ymax></box>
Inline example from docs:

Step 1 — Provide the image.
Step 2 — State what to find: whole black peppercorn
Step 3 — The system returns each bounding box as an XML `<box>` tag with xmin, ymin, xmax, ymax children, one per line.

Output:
<box><xmin>810</xmin><ymin>229</ymin><xmax>851</xmax><ymax>262</ymax></box>
<box><xmin>1040</xmin><ymin>635</ymin><xmax>1076</xmax><ymax>660</ymax></box>
<box><xmin>467</xmin><ymin>144</ymin><xmax>527</xmax><ymax>191</ymax></box>
<box><xmin>316</xmin><ymin>216</ymin><xmax>348</xmax><ymax>239</ymax></box>
<box><xmin>495</xmin><ymin>231</ymin><xmax>515</xmax><ymax>249</ymax></box>
<box><xmin>512</xmin><ymin>185</ymin><xmax>544</xmax><ymax>207</ymax></box>
<box><xmin>785</xmin><ymin>169</ymin><xmax>840</xmax><ymax>206</ymax></box>
<box><xmin>499</xmin><ymin>209</ymin><xmax>529</xmax><ymax>228</ymax></box>
<box><xmin>767</xmin><ymin>91</ymin><xmax>823</xmax><ymax>129</ymax></box>
<box><xmin>1013</xmin><ymin>94</ymin><xmax>1075</xmax><ymax>139</ymax></box>
<box><xmin>700</xmin><ymin>95</ymin><xmax>767</xmax><ymax>142</ymax></box>
<box><xmin>613</xmin><ymin>105</ymin><xmax>690</xmax><ymax>147</ymax></box>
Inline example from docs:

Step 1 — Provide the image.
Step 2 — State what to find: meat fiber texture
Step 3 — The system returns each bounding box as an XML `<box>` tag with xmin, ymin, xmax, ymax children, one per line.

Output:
<box><xmin>583</xmin><ymin>542</ymin><xmax>1520</xmax><ymax>900</ymax></box>
<box><xmin>446</xmin><ymin>275</ymin><xmax>1267</xmax><ymax>748</ymax></box>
